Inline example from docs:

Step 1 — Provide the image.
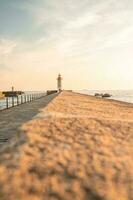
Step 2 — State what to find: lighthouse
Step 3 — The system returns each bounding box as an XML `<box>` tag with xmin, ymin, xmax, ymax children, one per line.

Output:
<box><xmin>57</xmin><ymin>74</ymin><xmax>62</xmax><ymax>92</ymax></box>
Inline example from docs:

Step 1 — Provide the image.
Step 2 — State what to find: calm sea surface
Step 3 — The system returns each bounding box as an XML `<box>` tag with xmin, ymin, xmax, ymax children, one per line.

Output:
<box><xmin>76</xmin><ymin>90</ymin><xmax>133</xmax><ymax>104</ymax></box>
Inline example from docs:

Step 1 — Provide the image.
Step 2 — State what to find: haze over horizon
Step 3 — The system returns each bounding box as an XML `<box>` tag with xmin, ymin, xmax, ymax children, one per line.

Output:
<box><xmin>0</xmin><ymin>0</ymin><xmax>133</xmax><ymax>91</ymax></box>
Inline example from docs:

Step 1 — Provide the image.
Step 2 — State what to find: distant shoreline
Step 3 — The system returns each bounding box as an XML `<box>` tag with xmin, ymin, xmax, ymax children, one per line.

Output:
<box><xmin>76</xmin><ymin>89</ymin><xmax>133</xmax><ymax>104</ymax></box>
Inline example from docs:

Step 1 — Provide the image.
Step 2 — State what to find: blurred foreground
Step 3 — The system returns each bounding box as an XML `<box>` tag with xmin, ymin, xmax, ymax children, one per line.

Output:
<box><xmin>0</xmin><ymin>91</ymin><xmax>133</xmax><ymax>200</ymax></box>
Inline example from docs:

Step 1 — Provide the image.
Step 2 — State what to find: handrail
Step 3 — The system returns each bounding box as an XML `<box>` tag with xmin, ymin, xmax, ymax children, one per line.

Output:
<box><xmin>0</xmin><ymin>92</ymin><xmax>46</xmax><ymax>111</ymax></box>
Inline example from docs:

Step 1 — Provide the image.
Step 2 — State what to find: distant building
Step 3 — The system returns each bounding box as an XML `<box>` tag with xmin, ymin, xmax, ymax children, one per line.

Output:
<box><xmin>0</xmin><ymin>92</ymin><xmax>5</xmax><ymax>99</ymax></box>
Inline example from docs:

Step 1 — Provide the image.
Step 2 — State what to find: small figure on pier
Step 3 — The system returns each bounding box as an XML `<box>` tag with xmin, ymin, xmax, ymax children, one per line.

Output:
<box><xmin>57</xmin><ymin>74</ymin><xmax>62</xmax><ymax>92</ymax></box>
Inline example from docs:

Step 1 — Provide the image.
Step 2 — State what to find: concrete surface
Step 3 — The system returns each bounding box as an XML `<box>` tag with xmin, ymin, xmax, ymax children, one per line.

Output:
<box><xmin>0</xmin><ymin>93</ymin><xmax>57</xmax><ymax>145</ymax></box>
<box><xmin>0</xmin><ymin>91</ymin><xmax>132</xmax><ymax>200</ymax></box>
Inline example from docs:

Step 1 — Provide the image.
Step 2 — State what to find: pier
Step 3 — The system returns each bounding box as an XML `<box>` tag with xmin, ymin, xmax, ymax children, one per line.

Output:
<box><xmin>0</xmin><ymin>91</ymin><xmax>132</xmax><ymax>200</ymax></box>
<box><xmin>0</xmin><ymin>93</ymin><xmax>57</xmax><ymax>145</ymax></box>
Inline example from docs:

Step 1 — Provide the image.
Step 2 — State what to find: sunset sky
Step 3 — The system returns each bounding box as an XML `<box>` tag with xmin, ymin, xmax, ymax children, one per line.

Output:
<box><xmin>0</xmin><ymin>0</ymin><xmax>133</xmax><ymax>91</ymax></box>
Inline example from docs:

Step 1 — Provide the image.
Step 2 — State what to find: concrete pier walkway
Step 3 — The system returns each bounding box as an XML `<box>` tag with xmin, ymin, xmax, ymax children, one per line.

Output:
<box><xmin>0</xmin><ymin>93</ymin><xmax>57</xmax><ymax>145</ymax></box>
<box><xmin>0</xmin><ymin>91</ymin><xmax>132</xmax><ymax>200</ymax></box>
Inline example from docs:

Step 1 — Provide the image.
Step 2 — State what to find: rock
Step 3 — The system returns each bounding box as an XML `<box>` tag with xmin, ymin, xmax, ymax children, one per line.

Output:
<box><xmin>102</xmin><ymin>93</ymin><xmax>112</xmax><ymax>98</ymax></box>
<box><xmin>94</xmin><ymin>93</ymin><xmax>103</xmax><ymax>97</ymax></box>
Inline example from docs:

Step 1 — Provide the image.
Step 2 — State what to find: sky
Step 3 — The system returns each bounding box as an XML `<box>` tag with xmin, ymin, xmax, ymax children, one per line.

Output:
<box><xmin>0</xmin><ymin>0</ymin><xmax>133</xmax><ymax>91</ymax></box>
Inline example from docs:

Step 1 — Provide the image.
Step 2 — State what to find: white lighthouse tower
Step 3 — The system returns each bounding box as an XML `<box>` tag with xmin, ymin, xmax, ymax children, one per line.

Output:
<box><xmin>57</xmin><ymin>74</ymin><xmax>62</xmax><ymax>92</ymax></box>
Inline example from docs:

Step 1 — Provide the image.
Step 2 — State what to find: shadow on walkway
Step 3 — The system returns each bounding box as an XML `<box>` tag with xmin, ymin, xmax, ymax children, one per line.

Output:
<box><xmin>0</xmin><ymin>93</ymin><xmax>57</xmax><ymax>144</ymax></box>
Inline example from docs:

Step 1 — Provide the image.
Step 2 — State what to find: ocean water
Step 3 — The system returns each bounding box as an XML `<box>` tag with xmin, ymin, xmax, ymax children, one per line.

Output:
<box><xmin>76</xmin><ymin>90</ymin><xmax>133</xmax><ymax>104</ymax></box>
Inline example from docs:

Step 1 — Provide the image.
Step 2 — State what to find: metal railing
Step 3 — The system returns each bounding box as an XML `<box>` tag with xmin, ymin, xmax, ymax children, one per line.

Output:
<box><xmin>0</xmin><ymin>92</ymin><xmax>46</xmax><ymax>111</ymax></box>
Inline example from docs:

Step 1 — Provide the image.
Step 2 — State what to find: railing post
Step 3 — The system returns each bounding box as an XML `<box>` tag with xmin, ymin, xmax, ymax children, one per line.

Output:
<box><xmin>6</xmin><ymin>97</ymin><xmax>9</xmax><ymax>109</ymax></box>
<box><xmin>12</xmin><ymin>97</ymin><xmax>14</xmax><ymax>107</ymax></box>
<box><xmin>21</xmin><ymin>95</ymin><xmax>23</xmax><ymax>104</ymax></box>
<box><xmin>27</xmin><ymin>94</ymin><xmax>29</xmax><ymax>103</ymax></box>
<box><xmin>17</xmin><ymin>96</ymin><xmax>19</xmax><ymax>105</ymax></box>
<box><xmin>28</xmin><ymin>94</ymin><xmax>30</xmax><ymax>102</ymax></box>
<box><xmin>24</xmin><ymin>95</ymin><xmax>26</xmax><ymax>103</ymax></box>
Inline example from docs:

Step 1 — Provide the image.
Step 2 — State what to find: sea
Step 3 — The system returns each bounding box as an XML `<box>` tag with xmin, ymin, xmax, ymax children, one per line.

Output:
<box><xmin>76</xmin><ymin>90</ymin><xmax>133</xmax><ymax>104</ymax></box>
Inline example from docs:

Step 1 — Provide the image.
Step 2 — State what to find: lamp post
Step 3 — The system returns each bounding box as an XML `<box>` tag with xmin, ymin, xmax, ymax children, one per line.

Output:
<box><xmin>12</xmin><ymin>86</ymin><xmax>14</xmax><ymax>92</ymax></box>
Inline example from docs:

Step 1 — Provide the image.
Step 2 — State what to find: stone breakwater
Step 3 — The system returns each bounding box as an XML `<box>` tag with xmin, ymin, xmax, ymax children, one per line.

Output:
<box><xmin>0</xmin><ymin>91</ymin><xmax>133</xmax><ymax>200</ymax></box>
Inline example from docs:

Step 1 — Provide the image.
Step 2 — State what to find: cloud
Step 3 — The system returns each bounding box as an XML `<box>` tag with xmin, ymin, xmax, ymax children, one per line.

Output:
<box><xmin>0</xmin><ymin>38</ymin><xmax>18</xmax><ymax>73</ymax></box>
<box><xmin>0</xmin><ymin>38</ymin><xmax>17</xmax><ymax>56</ymax></box>
<box><xmin>1</xmin><ymin>0</ymin><xmax>133</xmax><ymax>90</ymax></box>
<box><xmin>17</xmin><ymin>0</ymin><xmax>133</xmax><ymax>59</ymax></box>
<box><xmin>0</xmin><ymin>63</ymin><xmax>12</xmax><ymax>71</ymax></box>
